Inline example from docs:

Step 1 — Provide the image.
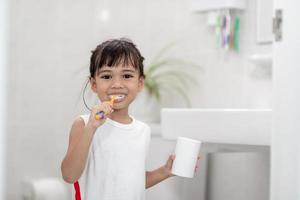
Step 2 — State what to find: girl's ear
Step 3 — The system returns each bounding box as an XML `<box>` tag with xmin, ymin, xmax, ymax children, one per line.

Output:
<box><xmin>90</xmin><ymin>77</ymin><xmax>97</xmax><ymax>93</ymax></box>
<box><xmin>138</xmin><ymin>77</ymin><xmax>145</xmax><ymax>92</ymax></box>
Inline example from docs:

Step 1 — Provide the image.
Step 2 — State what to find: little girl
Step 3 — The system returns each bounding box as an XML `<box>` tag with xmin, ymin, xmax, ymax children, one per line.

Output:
<box><xmin>61</xmin><ymin>38</ymin><xmax>179</xmax><ymax>200</ymax></box>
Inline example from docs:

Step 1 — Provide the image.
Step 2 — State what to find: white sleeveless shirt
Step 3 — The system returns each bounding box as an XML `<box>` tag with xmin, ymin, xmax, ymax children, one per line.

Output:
<box><xmin>75</xmin><ymin>115</ymin><xmax>151</xmax><ymax>200</ymax></box>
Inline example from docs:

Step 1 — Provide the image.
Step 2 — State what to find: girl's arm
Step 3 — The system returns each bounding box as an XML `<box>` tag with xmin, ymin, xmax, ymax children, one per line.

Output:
<box><xmin>61</xmin><ymin>118</ymin><xmax>96</xmax><ymax>183</ymax></box>
<box><xmin>146</xmin><ymin>155</ymin><xmax>200</xmax><ymax>189</ymax></box>
<box><xmin>145</xmin><ymin>155</ymin><xmax>175</xmax><ymax>189</ymax></box>
<box><xmin>61</xmin><ymin>102</ymin><xmax>114</xmax><ymax>183</ymax></box>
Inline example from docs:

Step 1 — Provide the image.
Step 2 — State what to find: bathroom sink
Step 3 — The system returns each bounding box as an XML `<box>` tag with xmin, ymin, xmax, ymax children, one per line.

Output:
<box><xmin>161</xmin><ymin>108</ymin><xmax>272</xmax><ymax>145</ymax></box>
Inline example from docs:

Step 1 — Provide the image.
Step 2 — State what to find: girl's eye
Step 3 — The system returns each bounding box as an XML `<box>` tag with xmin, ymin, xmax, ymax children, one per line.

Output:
<box><xmin>123</xmin><ymin>74</ymin><xmax>133</xmax><ymax>79</ymax></box>
<box><xmin>100</xmin><ymin>75</ymin><xmax>112</xmax><ymax>79</ymax></box>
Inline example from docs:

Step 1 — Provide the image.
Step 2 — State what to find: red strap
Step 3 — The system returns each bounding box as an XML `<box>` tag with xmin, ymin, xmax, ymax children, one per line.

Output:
<box><xmin>74</xmin><ymin>181</ymin><xmax>82</xmax><ymax>200</ymax></box>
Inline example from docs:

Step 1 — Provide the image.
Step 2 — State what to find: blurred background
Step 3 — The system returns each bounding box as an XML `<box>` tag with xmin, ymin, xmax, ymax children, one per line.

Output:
<box><xmin>1</xmin><ymin>0</ymin><xmax>299</xmax><ymax>199</ymax></box>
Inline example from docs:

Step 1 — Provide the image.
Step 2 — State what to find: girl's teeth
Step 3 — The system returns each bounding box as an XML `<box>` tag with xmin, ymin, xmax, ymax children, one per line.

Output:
<box><xmin>110</xmin><ymin>95</ymin><xmax>125</xmax><ymax>101</ymax></box>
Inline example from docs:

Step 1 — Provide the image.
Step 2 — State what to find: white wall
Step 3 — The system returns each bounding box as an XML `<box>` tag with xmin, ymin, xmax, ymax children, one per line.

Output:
<box><xmin>7</xmin><ymin>0</ymin><xmax>271</xmax><ymax>199</ymax></box>
<box><xmin>0</xmin><ymin>0</ymin><xmax>8</xmax><ymax>198</ymax></box>
<box><xmin>271</xmin><ymin>0</ymin><xmax>300</xmax><ymax>199</ymax></box>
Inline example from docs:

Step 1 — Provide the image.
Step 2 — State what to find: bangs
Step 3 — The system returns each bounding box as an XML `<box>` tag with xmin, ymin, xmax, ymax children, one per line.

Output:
<box><xmin>95</xmin><ymin>44</ymin><xmax>139</xmax><ymax>70</ymax></box>
<box><xmin>90</xmin><ymin>38</ymin><xmax>145</xmax><ymax>78</ymax></box>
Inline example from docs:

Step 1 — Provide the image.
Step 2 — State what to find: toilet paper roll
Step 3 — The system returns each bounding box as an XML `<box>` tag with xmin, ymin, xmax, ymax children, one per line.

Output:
<box><xmin>22</xmin><ymin>178</ymin><xmax>68</xmax><ymax>200</ymax></box>
<box><xmin>171</xmin><ymin>137</ymin><xmax>201</xmax><ymax>178</ymax></box>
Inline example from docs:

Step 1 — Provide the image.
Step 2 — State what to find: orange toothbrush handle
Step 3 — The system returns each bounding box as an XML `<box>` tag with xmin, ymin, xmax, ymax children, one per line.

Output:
<box><xmin>95</xmin><ymin>96</ymin><xmax>115</xmax><ymax>120</ymax></box>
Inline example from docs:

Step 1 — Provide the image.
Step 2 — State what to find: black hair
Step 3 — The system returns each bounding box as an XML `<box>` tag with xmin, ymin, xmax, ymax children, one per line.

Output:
<box><xmin>89</xmin><ymin>38</ymin><xmax>145</xmax><ymax>79</ymax></box>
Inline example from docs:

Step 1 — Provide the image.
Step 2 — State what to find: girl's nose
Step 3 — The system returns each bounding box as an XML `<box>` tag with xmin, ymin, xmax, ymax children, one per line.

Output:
<box><xmin>111</xmin><ymin>78</ymin><xmax>124</xmax><ymax>89</ymax></box>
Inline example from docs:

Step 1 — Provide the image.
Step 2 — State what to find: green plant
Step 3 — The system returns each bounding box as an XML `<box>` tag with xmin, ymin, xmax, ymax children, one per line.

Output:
<box><xmin>144</xmin><ymin>43</ymin><xmax>202</xmax><ymax>107</ymax></box>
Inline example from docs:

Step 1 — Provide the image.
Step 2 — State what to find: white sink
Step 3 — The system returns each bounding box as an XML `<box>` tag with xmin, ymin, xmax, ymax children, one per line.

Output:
<box><xmin>161</xmin><ymin>108</ymin><xmax>272</xmax><ymax>145</ymax></box>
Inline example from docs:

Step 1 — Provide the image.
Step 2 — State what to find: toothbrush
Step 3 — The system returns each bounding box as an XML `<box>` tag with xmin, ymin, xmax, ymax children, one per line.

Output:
<box><xmin>215</xmin><ymin>13</ymin><xmax>221</xmax><ymax>48</ymax></box>
<box><xmin>233</xmin><ymin>16</ymin><xmax>240</xmax><ymax>52</ymax></box>
<box><xmin>224</xmin><ymin>10</ymin><xmax>231</xmax><ymax>51</ymax></box>
<box><xmin>95</xmin><ymin>96</ymin><xmax>116</xmax><ymax>120</ymax></box>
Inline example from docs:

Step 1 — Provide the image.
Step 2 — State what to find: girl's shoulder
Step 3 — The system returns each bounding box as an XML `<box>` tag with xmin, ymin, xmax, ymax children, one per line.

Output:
<box><xmin>70</xmin><ymin>116</ymin><xmax>86</xmax><ymax>133</ymax></box>
<box><xmin>68</xmin><ymin>114</ymin><xmax>89</xmax><ymax>137</ymax></box>
<box><xmin>79</xmin><ymin>114</ymin><xmax>90</xmax><ymax>125</ymax></box>
<box><xmin>133</xmin><ymin>118</ymin><xmax>151</xmax><ymax>133</ymax></box>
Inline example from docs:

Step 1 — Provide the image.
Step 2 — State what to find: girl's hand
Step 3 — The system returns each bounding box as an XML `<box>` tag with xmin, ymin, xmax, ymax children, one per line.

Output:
<box><xmin>163</xmin><ymin>154</ymin><xmax>176</xmax><ymax>178</ymax></box>
<box><xmin>163</xmin><ymin>154</ymin><xmax>201</xmax><ymax>178</ymax></box>
<box><xmin>87</xmin><ymin>101</ymin><xmax>114</xmax><ymax>130</ymax></box>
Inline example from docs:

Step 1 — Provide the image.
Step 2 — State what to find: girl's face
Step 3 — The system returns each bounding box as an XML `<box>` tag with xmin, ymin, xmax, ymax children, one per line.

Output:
<box><xmin>90</xmin><ymin>64</ymin><xmax>144</xmax><ymax>111</ymax></box>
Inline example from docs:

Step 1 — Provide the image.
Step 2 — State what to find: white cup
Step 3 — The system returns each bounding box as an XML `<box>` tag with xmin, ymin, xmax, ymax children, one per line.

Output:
<box><xmin>171</xmin><ymin>137</ymin><xmax>201</xmax><ymax>178</ymax></box>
